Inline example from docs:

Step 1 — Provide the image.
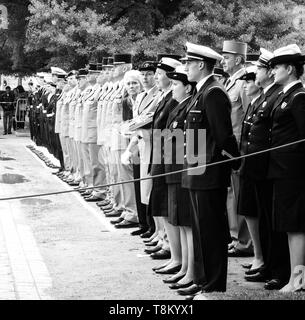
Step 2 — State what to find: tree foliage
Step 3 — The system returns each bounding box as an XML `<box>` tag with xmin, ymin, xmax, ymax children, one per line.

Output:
<box><xmin>1</xmin><ymin>0</ymin><xmax>305</xmax><ymax>74</ymax></box>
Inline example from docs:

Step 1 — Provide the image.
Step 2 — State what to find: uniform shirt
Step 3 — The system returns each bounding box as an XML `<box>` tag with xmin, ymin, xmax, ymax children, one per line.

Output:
<box><xmin>225</xmin><ymin>68</ymin><xmax>250</xmax><ymax>143</ymax></box>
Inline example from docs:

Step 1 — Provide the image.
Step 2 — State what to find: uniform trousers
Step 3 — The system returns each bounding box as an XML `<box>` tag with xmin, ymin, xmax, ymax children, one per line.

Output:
<box><xmin>89</xmin><ymin>143</ymin><xmax>107</xmax><ymax>197</ymax></box>
<box><xmin>109</xmin><ymin>150</ymin><xmax>125</xmax><ymax>212</ymax></box>
<box><xmin>75</xmin><ymin>141</ymin><xmax>85</xmax><ymax>182</ymax></box>
<box><xmin>112</xmin><ymin>150</ymin><xmax>138</xmax><ymax>223</ymax></box>
<box><xmin>59</xmin><ymin>135</ymin><xmax>71</xmax><ymax>172</ymax></box>
<box><xmin>81</xmin><ymin>142</ymin><xmax>93</xmax><ymax>186</ymax></box>
<box><xmin>68</xmin><ymin>138</ymin><xmax>78</xmax><ymax>175</ymax></box>
<box><xmin>249</xmin><ymin>179</ymin><xmax>290</xmax><ymax>281</ymax></box>
<box><xmin>189</xmin><ymin>188</ymin><xmax>229</xmax><ymax>292</ymax></box>
<box><xmin>227</xmin><ymin>172</ymin><xmax>252</xmax><ymax>252</ymax></box>
<box><xmin>98</xmin><ymin>145</ymin><xmax>111</xmax><ymax>185</ymax></box>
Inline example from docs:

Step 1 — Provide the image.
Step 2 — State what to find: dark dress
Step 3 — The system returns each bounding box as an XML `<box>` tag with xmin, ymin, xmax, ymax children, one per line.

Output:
<box><xmin>164</xmin><ymin>96</ymin><xmax>192</xmax><ymax>226</ymax></box>
<box><xmin>148</xmin><ymin>90</ymin><xmax>178</xmax><ymax>217</ymax></box>
<box><xmin>268</xmin><ymin>81</ymin><xmax>305</xmax><ymax>232</ymax></box>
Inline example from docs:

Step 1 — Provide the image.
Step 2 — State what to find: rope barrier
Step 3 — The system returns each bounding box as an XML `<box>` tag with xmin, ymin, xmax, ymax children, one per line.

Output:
<box><xmin>0</xmin><ymin>138</ymin><xmax>305</xmax><ymax>202</ymax></box>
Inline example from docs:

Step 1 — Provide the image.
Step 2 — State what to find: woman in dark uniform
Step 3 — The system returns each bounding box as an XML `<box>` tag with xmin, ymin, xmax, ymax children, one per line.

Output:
<box><xmin>157</xmin><ymin>66</ymin><xmax>197</xmax><ymax>289</ymax></box>
<box><xmin>148</xmin><ymin>57</ymin><xmax>180</xmax><ymax>259</ymax></box>
<box><xmin>269</xmin><ymin>44</ymin><xmax>305</xmax><ymax>292</ymax></box>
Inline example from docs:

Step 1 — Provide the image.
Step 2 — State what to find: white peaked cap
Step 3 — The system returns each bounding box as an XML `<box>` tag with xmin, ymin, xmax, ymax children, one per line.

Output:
<box><xmin>51</xmin><ymin>67</ymin><xmax>67</xmax><ymax>76</ymax></box>
<box><xmin>269</xmin><ymin>44</ymin><xmax>305</xmax><ymax>67</ymax></box>
<box><xmin>157</xmin><ymin>57</ymin><xmax>182</xmax><ymax>71</ymax></box>
<box><xmin>181</xmin><ymin>42</ymin><xmax>223</xmax><ymax>62</ymax></box>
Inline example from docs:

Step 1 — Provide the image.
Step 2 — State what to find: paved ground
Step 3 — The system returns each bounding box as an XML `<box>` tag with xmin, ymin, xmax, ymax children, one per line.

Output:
<box><xmin>0</xmin><ymin>125</ymin><xmax>304</xmax><ymax>300</ymax></box>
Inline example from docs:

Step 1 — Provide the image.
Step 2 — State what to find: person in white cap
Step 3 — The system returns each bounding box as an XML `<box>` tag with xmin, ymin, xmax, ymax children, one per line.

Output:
<box><xmin>179</xmin><ymin>42</ymin><xmax>240</xmax><ymax>298</ymax></box>
<box><xmin>268</xmin><ymin>44</ymin><xmax>305</xmax><ymax>293</ymax></box>
<box><xmin>144</xmin><ymin>55</ymin><xmax>181</xmax><ymax>261</ymax></box>
<box><xmin>240</xmin><ymin>49</ymin><xmax>290</xmax><ymax>290</ymax></box>
<box><xmin>51</xmin><ymin>67</ymin><xmax>67</xmax><ymax>84</ymax></box>
<box><xmin>221</xmin><ymin>40</ymin><xmax>253</xmax><ymax>258</ymax></box>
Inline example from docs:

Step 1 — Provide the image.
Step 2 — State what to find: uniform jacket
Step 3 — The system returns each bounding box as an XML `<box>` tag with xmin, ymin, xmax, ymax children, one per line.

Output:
<box><xmin>268</xmin><ymin>81</ymin><xmax>305</xmax><ymax>179</ymax></box>
<box><xmin>182</xmin><ymin>75</ymin><xmax>240</xmax><ymax>190</ymax></box>
<box><xmin>81</xmin><ymin>84</ymin><xmax>100</xmax><ymax>144</ymax></box>
<box><xmin>225</xmin><ymin>68</ymin><xmax>250</xmax><ymax>143</ymax></box>
<box><xmin>149</xmin><ymin>91</ymin><xmax>178</xmax><ymax>178</ymax></box>
<box><xmin>164</xmin><ymin>96</ymin><xmax>191</xmax><ymax>184</ymax></box>
<box><xmin>240</xmin><ymin>83</ymin><xmax>282</xmax><ymax>180</ymax></box>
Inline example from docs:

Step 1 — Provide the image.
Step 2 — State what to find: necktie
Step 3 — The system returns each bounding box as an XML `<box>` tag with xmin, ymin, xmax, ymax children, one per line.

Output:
<box><xmin>225</xmin><ymin>78</ymin><xmax>231</xmax><ymax>89</ymax></box>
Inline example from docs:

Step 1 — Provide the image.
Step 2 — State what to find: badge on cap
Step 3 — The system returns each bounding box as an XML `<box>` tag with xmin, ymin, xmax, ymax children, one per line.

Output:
<box><xmin>173</xmin><ymin>121</ymin><xmax>178</xmax><ymax>129</ymax></box>
<box><xmin>281</xmin><ymin>102</ymin><xmax>287</xmax><ymax>109</ymax></box>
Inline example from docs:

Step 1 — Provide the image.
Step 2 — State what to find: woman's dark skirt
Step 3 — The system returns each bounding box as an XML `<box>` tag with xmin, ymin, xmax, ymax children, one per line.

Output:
<box><xmin>272</xmin><ymin>178</ymin><xmax>305</xmax><ymax>232</ymax></box>
<box><xmin>167</xmin><ymin>183</ymin><xmax>191</xmax><ymax>226</ymax></box>
<box><xmin>150</xmin><ymin>177</ymin><xmax>168</xmax><ymax>217</ymax></box>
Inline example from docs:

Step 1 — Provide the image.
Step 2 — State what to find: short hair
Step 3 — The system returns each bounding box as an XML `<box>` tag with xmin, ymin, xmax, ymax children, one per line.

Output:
<box><xmin>123</xmin><ymin>70</ymin><xmax>143</xmax><ymax>87</ymax></box>
<box><xmin>290</xmin><ymin>62</ymin><xmax>304</xmax><ymax>79</ymax></box>
<box><xmin>6</xmin><ymin>86</ymin><xmax>11</xmax><ymax>90</ymax></box>
<box><xmin>204</xmin><ymin>59</ymin><xmax>217</xmax><ymax>73</ymax></box>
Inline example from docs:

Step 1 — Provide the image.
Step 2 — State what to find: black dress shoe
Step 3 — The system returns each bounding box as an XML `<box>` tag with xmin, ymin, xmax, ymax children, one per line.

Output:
<box><xmin>177</xmin><ymin>284</ymin><xmax>202</xmax><ymax>296</ymax></box>
<box><xmin>152</xmin><ymin>264</ymin><xmax>168</xmax><ymax>272</ymax></box>
<box><xmin>150</xmin><ymin>249</ymin><xmax>171</xmax><ymax>260</ymax></box>
<box><xmin>144</xmin><ymin>245</ymin><xmax>162</xmax><ymax>254</ymax></box>
<box><xmin>169</xmin><ymin>281</ymin><xmax>193</xmax><ymax>290</ymax></box>
<box><xmin>140</xmin><ymin>230</ymin><xmax>154</xmax><ymax>239</ymax></box>
<box><xmin>145</xmin><ymin>240</ymin><xmax>159</xmax><ymax>247</ymax></box>
<box><xmin>155</xmin><ymin>264</ymin><xmax>181</xmax><ymax>274</ymax></box>
<box><xmin>115</xmin><ymin>220</ymin><xmax>139</xmax><ymax>229</ymax></box>
<box><xmin>245</xmin><ymin>265</ymin><xmax>265</xmax><ymax>275</ymax></box>
<box><xmin>245</xmin><ymin>271</ymin><xmax>269</xmax><ymax>282</ymax></box>
<box><xmin>264</xmin><ymin>279</ymin><xmax>287</xmax><ymax>290</ymax></box>
<box><xmin>163</xmin><ymin>274</ymin><xmax>185</xmax><ymax>284</ymax></box>
<box><xmin>104</xmin><ymin>210</ymin><xmax>121</xmax><ymax>217</ymax></box>
<box><xmin>130</xmin><ymin>228</ymin><xmax>148</xmax><ymax>236</ymax></box>
<box><xmin>228</xmin><ymin>248</ymin><xmax>254</xmax><ymax>257</ymax></box>
<box><xmin>110</xmin><ymin>218</ymin><xmax>124</xmax><ymax>225</ymax></box>
<box><xmin>241</xmin><ymin>263</ymin><xmax>252</xmax><ymax>269</ymax></box>
<box><xmin>85</xmin><ymin>195</ymin><xmax>105</xmax><ymax>202</ymax></box>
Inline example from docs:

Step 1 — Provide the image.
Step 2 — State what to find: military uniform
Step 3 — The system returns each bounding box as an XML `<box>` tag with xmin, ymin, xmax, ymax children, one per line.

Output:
<box><xmin>181</xmin><ymin>43</ymin><xmax>240</xmax><ymax>292</ymax></box>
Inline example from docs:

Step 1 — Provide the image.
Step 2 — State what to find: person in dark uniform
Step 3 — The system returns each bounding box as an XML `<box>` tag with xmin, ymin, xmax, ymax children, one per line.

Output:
<box><xmin>179</xmin><ymin>42</ymin><xmax>240</xmax><ymax>298</ymax></box>
<box><xmin>237</xmin><ymin>66</ymin><xmax>266</xmax><ymax>276</ymax></box>
<box><xmin>158</xmin><ymin>66</ymin><xmax>197</xmax><ymax>288</ymax></box>
<box><xmin>147</xmin><ymin>57</ymin><xmax>181</xmax><ymax>260</ymax></box>
<box><xmin>0</xmin><ymin>86</ymin><xmax>15</xmax><ymax>134</ymax></box>
<box><xmin>268</xmin><ymin>44</ymin><xmax>305</xmax><ymax>293</ymax></box>
<box><xmin>240</xmin><ymin>49</ymin><xmax>290</xmax><ymax>290</ymax></box>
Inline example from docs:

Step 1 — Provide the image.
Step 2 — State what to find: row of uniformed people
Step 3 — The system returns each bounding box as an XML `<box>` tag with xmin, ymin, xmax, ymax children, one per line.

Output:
<box><xmin>29</xmin><ymin>40</ymin><xmax>305</xmax><ymax>298</ymax></box>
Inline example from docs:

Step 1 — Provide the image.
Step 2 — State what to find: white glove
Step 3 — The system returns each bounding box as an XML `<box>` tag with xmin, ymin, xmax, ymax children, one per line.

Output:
<box><xmin>121</xmin><ymin>150</ymin><xmax>132</xmax><ymax>165</ymax></box>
